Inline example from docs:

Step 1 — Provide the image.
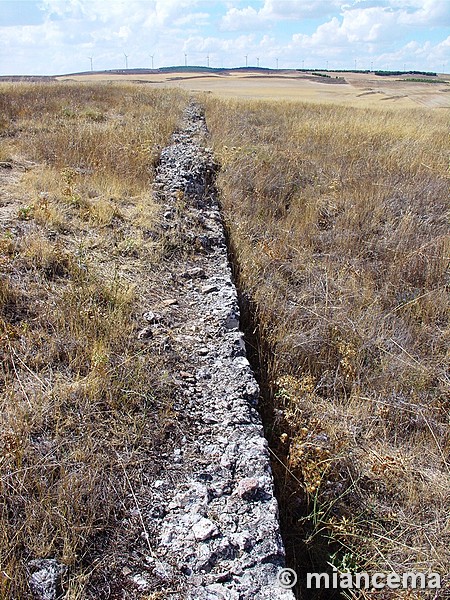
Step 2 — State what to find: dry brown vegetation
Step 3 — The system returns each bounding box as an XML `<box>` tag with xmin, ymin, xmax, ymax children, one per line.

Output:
<box><xmin>0</xmin><ymin>82</ymin><xmax>187</xmax><ymax>598</ymax></box>
<box><xmin>1</xmin><ymin>79</ymin><xmax>449</xmax><ymax>599</ymax></box>
<box><xmin>205</xmin><ymin>97</ymin><xmax>450</xmax><ymax>597</ymax></box>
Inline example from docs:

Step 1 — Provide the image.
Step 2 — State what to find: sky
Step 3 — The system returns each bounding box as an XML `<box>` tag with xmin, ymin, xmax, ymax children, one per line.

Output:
<box><xmin>0</xmin><ymin>0</ymin><xmax>449</xmax><ymax>75</ymax></box>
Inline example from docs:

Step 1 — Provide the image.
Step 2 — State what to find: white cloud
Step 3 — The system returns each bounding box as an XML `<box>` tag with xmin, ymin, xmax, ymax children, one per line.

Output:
<box><xmin>0</xmin><ymin>0</ymin><xmax>211</xmax><ymax>73</ymax></box>
<box><xmin>291</xmin><ymin>1</ymin><xmax>442</xmax><ymax>54</ymax></box>
<box><xmin>185</xmin><ymin>33</ymin><xmax>255</xmax><ymax>53</ymax></box>
<box><xmin>378</xmin><ymin>35</ymin><xmax>450</xmax><ymax>68</ymax></box>
<box><xmin>0</xmin><ymin>21</ymin><xmax>64</xmax><ymax>47</ymax></box>
<box><xmin>148</xmin><ymin>0</ymin><xmax>202</xmax><ymax>26</ymax></box>
<box><xmin>0</xmin><ymin>0</ymin><xmax>447</xmax><ymax>74</ymax></box>
<box><xmin>117</xmin><ymin>25</ymin><xmax>131</xmax><ymax>40</ymax></box>
<box><xmin>220</xmin><ymin>0</ymin><xmax>340</xmax><ymax>30</ymax></box>
<box><xmin>174</xmin><ymin>12</ymin><xmax>210</xmax><ymax>27</ymax></box>
<box><xmin>391</xmin><ymin>0</ymin><xmax>450</xmax><ymax>26</ymax></box>
<box><xmin>260</xmin><ymin>0</ymin><xmax>341</xmax><ymax>19</ymax></box>
<box><xmin>288</xmin><ymin>2</ymin><xmax>450</xmax><ymax>69</ymax></box>
<box><xmin>40</xmin><ymin>0</ymin><xmax>202</xmax><ymax>28</ymax></box>
<box><xmin>220</xmin><ymin>7</ymin><xmax>262</xmax><ymax>31</ymax></box>
<box><xmin>293</xmin><ymin>17</ymin><xmax>347</xmax><ymax>48</ymax></box>
<box><xmin>339</xmin><ymin>6</ymin><xmax>399</xmax><ymax>42</ymax></box>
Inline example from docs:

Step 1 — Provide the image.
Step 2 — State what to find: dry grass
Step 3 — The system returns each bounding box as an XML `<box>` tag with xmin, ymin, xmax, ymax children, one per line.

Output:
<box><xmin>205</xmin><ymin>97</ymin><xmax>450</xmax><ymax>597</ymax></box>
<box><xmin>1</xmin><ymin>79</ymin><xmax>448</xmax><ymax>598</ymax></box>
<box><xmin>0</xmin><ymin>82</ymin><xmax>187</xmax><ymax>598</ymax></box>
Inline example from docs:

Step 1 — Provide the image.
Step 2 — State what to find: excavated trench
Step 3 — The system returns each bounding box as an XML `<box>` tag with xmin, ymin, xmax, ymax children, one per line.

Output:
<box><xmin>217</xmin><ymin>153</ymin><xmax>344</xmax><ymax>600</ymax></box>
<box><xmin>223</xmin><ymin>255</ymin><xmax>343</xmax><ymax>600</ymax></box>
<box><xmin>184</xmin><ymin>103</ymin><xmax>343</xmax><ymax>600</ymax></box>
<box><xmin>26</xmin><ymin>101</ymin><xmax>343</xmax><ymax>600</ymax></box>
<box><xmin>27</xmin><ymin>101</ymin><xmax>336</xmax><ymax>600</ymax></box>
<box><xmin>142</xmin><ymin>102</ymin><xmax>296</xmax><ymax>599</ymax></box>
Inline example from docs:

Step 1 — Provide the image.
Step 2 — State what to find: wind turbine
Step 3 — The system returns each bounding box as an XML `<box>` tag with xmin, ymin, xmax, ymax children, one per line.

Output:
<box><xmin>245</xmin><ymin>54</ymin><xmax>248</xmax><ymax>67</ymax></box>
<box><xmin>256</xmin><ymin>57</ymin><xmax>259</xmax><ymax>67</ymax></box>
<box><xmin>207</xmin><ymin>54</ymin><xmax>210</xmax><ymax>67</ymax></box>
<box><xmin>88</xmin><ymin>56</ymin><xmax>93</xmax><ymax>71</ymax></box>
<box><xmin>184</xmin><ymin>53</ymin><xmax>187</xmax><ymax>67</ymax></box>
<box><xmin>150</xmin><ymin>54</ymin><xmax>154</xmax><ymax>69</ymax></box>
<box><xmin>124</xmin><ymin>53</ymin><xmax>128</xmax><ymax>69</ymax></box>
<box><xmin>276</xmin><ymin>58</ymin><xmax>279</xmax><ymax>69</ymax></box>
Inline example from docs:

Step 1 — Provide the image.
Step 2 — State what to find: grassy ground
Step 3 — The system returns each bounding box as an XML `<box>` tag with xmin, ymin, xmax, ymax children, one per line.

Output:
<box><xmin>0</xmin><ymin>82</ymin><xmax>187</xmax><ymax>598</ymax></box>
<box><xmin>205</xmin><ymin>97</ymin><xmax>450</xmax><ymax>598</ymax></box>
<box><xmin>1</xmin><ymin>80</ymin><xmax>449</xmax><ymax>599</ymax></box>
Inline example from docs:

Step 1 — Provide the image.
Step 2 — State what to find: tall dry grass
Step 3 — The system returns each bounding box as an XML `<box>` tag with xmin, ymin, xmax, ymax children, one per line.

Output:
<box><xmin>205</xmin><ymin>97</ymin><xmax>450</xmax><ymax>597</ymax></box>
<box><xmin>0</xmin><ymin>82</ymin><xmax>187</xmax><ymax>598</ymax></box>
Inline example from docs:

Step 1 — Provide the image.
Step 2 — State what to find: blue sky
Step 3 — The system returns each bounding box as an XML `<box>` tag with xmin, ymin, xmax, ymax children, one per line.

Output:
<box><xmin>0</xmin><ymin>0</ymin><xmax>449</xmax><ymax>75</ymax></box>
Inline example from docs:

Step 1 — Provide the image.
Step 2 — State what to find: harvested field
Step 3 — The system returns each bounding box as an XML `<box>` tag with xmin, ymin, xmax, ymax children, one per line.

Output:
<box><xmin>59</xmin><ymin>69</ymin><xmax>450</xmax><ymax>108</ymax></box>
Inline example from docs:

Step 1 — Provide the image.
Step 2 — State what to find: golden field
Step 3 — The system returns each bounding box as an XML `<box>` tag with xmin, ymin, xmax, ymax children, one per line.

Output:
<box><xmin>59</xmin><ymin>69</ymin><xmax>450</xmax><ymax>108</ymax></box>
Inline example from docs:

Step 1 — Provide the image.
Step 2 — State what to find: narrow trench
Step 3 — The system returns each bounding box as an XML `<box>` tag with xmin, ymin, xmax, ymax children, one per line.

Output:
<box><xmin>219</xmin><ymin>210</ymin><xmax>343</xmax><ymax>600</ymax></box>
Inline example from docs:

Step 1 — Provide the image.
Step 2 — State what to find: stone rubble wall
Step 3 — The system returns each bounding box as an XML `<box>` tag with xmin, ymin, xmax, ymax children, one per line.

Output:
<box><xmin>150</xmin><ymin>103</ymin><xmax>295</xmax><ymax>600</ymax></box>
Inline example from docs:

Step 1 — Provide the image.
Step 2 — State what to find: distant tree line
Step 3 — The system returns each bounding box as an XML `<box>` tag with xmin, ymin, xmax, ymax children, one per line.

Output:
<box><xmin>374</xmin><ymin>70</ymin><xmax>437</xmax><ymax>76</ymax></box>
